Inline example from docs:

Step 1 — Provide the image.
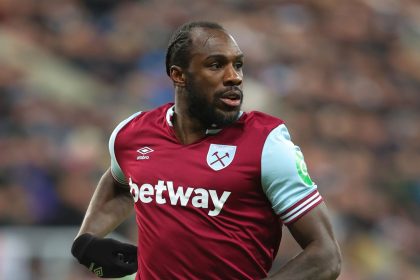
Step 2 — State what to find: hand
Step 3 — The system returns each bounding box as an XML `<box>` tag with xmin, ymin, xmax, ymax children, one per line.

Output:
<box><xmin>71</xmin><ymin>233</ymin><xmax>137</xmax><ymax>278</ymax></box>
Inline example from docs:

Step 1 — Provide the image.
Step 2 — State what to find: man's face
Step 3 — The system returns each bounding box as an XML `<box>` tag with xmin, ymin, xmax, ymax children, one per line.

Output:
<box><xmin>184</xmin><ymin>28</ymin><xmax>244</xmax><ymax>127</ymax></box>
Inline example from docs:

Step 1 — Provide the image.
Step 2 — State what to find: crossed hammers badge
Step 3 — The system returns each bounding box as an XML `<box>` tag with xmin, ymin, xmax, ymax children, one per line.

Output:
<box><xmin>206</xmin><ymin>144</ymin><xmax>237</xmax><ymax>171</ymax></box>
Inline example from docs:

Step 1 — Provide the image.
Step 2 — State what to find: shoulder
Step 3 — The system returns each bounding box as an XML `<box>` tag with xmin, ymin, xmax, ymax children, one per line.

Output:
<box><xmin>241</xmin><ymin>110</ymin><xmax>285</xmax><ymax>133</ymax></box>
<box><xmin>112</xmin><ymin>103</ymin><xmax>173</xmax><ymax>136</ymax></box>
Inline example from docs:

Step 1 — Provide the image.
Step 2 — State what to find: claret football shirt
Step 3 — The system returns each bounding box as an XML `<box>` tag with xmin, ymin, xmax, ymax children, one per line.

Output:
<box><xmin>109</xmin><ymin>103</ymin><xmax>323</xmax><ymax>280</ymax></box>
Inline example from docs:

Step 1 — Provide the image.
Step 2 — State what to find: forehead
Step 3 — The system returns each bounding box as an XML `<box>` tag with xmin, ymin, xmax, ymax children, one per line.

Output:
<box><xmin>189</xmin><ymin>28</ymin><xmax>242</xmax><ymax>57</ymax></box>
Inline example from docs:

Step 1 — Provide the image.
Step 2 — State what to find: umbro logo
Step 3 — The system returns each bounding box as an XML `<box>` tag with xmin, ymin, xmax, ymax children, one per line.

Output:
<box><xmin>88</xmin><ymin>263</ymin><xmax>103</xmax><ymax>277</ymax></box>
<box><xmin>137</xmin><ymin>146</ymin><xmax>154</xmax><ymax>160</ymax></box>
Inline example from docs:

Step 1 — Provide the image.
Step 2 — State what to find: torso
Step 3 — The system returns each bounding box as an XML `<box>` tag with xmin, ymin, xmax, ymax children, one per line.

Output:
<box><xmin>113</xmin><ymin>103</ymin><xmax>284</xmax><ymax>279</ymax></box>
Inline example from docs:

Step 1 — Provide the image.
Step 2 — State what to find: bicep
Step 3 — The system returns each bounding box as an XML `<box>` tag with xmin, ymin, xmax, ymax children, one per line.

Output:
<box><xmin>93</xmin><ymin>168</ymin><xmax>129</xmax><ymax>198</ymax></box>
<box><xmin>286</xmin><ymin>202</ymin><xmax>335</xmax><ymax>249</ymax></box>
<box><xmin>79</xmin><ymin>168</ymin><xmax>133</xmax><ymax>237</ymax></box>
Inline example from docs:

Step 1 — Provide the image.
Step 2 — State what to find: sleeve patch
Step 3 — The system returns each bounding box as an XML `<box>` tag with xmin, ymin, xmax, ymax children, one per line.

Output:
<box><xmin>295</xmin><ymin>149</ymin><xmax>314</xmax><ymax>186</ymax></box>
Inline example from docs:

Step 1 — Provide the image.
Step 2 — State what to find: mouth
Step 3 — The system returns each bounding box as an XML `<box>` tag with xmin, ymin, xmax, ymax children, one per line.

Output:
<box><xmin>219</xmin><ymin>90</ymin><xmax>242</xmax><ymax>108</ymax></box>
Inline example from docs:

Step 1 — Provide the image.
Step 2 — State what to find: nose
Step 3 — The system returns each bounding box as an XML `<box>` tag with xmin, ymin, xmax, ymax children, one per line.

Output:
<box><xmin>223</xmin><ymin>64</ymin><xmax>242</xmax><ymax>86</ymax></box>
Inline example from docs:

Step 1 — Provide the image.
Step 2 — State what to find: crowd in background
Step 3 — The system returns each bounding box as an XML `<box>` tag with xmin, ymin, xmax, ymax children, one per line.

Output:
<box><xmin>0</xmin><ymin>0</ymin><xmax>419</xmax><ymax>279</ymax></box>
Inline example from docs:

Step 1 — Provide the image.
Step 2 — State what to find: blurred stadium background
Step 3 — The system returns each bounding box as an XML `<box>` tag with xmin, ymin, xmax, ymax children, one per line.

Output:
<box><xmin>0</xmin><ymin>0</ymin><xmax>419</xmax><ymax>279</ymax></box>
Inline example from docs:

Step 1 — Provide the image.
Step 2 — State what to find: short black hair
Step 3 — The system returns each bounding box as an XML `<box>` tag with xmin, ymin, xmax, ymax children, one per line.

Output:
<box><xmin>165</xmin><ymin>21</ymin><xmax>225</xmax><ymax>76</ymax></box>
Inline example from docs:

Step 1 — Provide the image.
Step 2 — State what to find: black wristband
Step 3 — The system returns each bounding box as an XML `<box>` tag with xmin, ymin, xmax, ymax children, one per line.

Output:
<box><xmin>71</xmin><ymin>233</ymin><xmax>138</xmax><ymax>278</ymax></box>
<box><xmin>71</xmin><ymin>233</ymin><xmax>96</xmax><ymax>263</ymax></box>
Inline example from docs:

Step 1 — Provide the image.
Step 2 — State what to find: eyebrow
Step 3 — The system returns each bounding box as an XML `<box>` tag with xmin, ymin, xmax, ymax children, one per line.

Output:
<box><xmin>204</xmin><ymin>53</ymin><xmax>244</xmax><ymax>61</ymax></box>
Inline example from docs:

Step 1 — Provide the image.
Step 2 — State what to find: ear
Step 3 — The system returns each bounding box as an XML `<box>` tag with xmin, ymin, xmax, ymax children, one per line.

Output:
<box><xmin>170</xmin><ymin>66</ymin><xmax>186</xmax><ymax>87</ymax></box>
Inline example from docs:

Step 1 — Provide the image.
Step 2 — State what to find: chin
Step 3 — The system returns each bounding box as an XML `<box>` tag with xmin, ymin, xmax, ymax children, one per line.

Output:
<box><xmin>213</xmin><ymin>109</ymin><xmax>241</xmax><ymax>127</ymax></box>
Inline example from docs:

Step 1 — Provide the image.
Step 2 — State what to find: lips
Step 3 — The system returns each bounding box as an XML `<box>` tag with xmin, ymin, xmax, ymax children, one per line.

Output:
<box><xmin>219</xmin><ymin>90</ymin><xmax>242</xmax><ymax>108</ymax></box>
<box><xmin>220</xmin><ymin>97</ymin><xmax>241</xmax><ymax>107</ymax></box>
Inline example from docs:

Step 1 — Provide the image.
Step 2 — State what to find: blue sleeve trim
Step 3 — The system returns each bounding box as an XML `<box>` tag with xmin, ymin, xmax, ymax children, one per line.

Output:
<box><xmin>108</xmin><ymin>111</ymin><xmax>142</xmax><ymax>185</ymax></box>
<box><xmin>261</xmin><ymin>124</ymin><xmax>319</xmax><ymax>217</ymax></box>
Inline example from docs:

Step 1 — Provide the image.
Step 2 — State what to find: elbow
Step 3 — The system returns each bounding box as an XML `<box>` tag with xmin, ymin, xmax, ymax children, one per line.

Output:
<box><xmin>328</xmin><ymin>242</ymin><xmax>342</xmax><ymax>279</ymax></box>
<box><xmin>316</xmin><ymin>240</ymin><xmax>342</xmax><ymax>279</ymax></box>
<box><xmin>329</xmin><ymin>257</ymin><xmax>341</xmax><ymax>279</ymax></box>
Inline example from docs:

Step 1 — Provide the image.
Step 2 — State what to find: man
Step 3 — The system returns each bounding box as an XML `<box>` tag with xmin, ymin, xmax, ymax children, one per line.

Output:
<box><xmin>71</xmin><ymin>21</ymin><xmax>341</xmax><ymax>279</ymax></box>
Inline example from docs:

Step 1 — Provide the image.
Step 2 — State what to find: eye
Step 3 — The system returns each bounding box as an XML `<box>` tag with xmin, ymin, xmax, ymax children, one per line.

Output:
<box><xmin>209</xmin><ymin>62</ymin><xmax>222</xmax><ymax>70</ymax></box>
<box><xmin>234</xmin><ymin>61</ymin><xmax>243</xmax><ymax>70</ymax></box>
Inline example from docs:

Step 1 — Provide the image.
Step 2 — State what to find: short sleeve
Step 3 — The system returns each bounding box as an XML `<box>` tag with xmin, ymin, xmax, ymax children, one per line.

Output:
<box><xmin>261</xmin><ymin>124</ymin><xmax>323</xmax><ymax>225</ymax></box>
<box><xmin>108</xmin><ymin>111</ymin><xmax>142</xmax><ymax>185</ymax></box>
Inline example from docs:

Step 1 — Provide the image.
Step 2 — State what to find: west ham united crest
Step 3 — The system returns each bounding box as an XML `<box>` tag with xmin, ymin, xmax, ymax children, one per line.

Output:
<box><xmin>206</xmin><ymin>144</ymin><xmax>237</xmax><ymax>171</ymax></box>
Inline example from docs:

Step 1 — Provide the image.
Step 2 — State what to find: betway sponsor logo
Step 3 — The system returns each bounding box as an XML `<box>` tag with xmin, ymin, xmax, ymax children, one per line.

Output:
<box><xmin>129</xmin><ymin>178</ymin><xmax>231</xmax><ymax>217</ymax></box>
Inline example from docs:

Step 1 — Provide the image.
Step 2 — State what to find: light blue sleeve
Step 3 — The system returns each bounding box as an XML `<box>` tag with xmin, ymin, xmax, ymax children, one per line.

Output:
<box><xmin>108</xmin><ymin>112</ymin><xmax>142</xmax><ymax>185</ymax></box>
<box><xmin>261</xmin><ymin>124</ymin><xmax>322</xmax><ymax>224</ymax></box>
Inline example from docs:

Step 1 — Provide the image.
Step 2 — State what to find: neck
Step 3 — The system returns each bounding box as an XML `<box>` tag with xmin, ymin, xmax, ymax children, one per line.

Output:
<box><xmin>173</xmin><ymin>93</ymin><xmax>208</xmax><ymax>145</ymax></box>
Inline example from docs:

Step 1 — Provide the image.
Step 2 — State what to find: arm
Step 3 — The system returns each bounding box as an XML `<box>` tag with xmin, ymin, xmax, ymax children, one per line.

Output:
<box><xmin>268</xmin><ymin>203</ymin><xmax>341</xmax><ymax>280</ymax></box>
<box><xmin>261</xmin><ymin>123</ymin><xmax>341</xmax><ymax>279</ymax></box>
<box><xmin>77</xmin><ymin>167</ymin><xmax>133</xmax><ymax>238</ymax></box>
<box><xmin>71</xmin><ymin>168</ymin><xmax>137</xmax><ymax>278</ymax></box>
